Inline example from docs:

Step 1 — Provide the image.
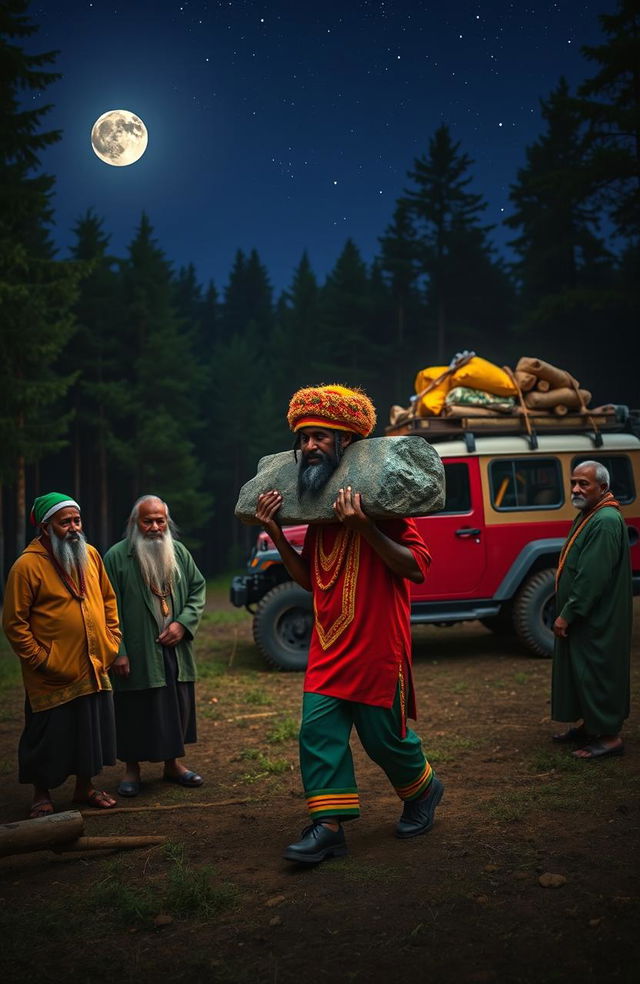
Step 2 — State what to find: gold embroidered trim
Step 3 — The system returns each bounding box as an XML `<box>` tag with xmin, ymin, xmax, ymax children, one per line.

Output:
<box><xmin>398</xmin><ymin>661</ymin><xmax>407</xmax><ymax>734</ymax></box>
<box><xmin>314</xmin><ymin>527</ymin><xmax>353</xmax><ymax>590</ymax></box>
<box><xmin>314</xmin><ymin>532</ymin><xmax>360</xmax><ymax>649</ymax></box>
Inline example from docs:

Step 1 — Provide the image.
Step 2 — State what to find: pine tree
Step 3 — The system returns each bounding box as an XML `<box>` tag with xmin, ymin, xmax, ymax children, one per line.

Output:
<box><xmin>378</xmin><ymin>202</ymin><xmax>424</xmax><ymax>396</ymax></box>
<box><xmin>578</xmin><ymin>0</ymin><xmax>640</xmax><ymax>239</ymax></box>
<box><xmin>505</xmin><ymin>79</ymin><xmax>615</xmax><ymax>372</ymax></box>
<box><xmin>317</xmin><ymin>239</ymin><xmax>377</xmax><ymax>384</ymax></box>
<box><xmin>0</xmin><ymin>1</ymin><xmax>81</xmax><ymax>560</ymax></box>
<box><xmin>220</xmin><ymin>248</ymin><xmax>274</xmax><ymax>343</ymax></box>
<box><xmin>116</xmin><ymin>214</ymin><xmax>211</xmax><ymax>539</ymax></box>
<box><xmin>506</xmin><ymin>79</ymin><xmax>612</xmax><ymax>304</ymax></box>
<box><xmin>65</xmin><ymin>209</ymin><xmax>124</xmax><ymax>550</ymax></box>
<box><xmin>270</xmin><ymin>251</ymin><xmax>321</xmax><ymax>409</ymax></box>
<box><xmin>402</xmin><ymin>124</ymin><xmax>508</xmax><ymax>363</ymax></box>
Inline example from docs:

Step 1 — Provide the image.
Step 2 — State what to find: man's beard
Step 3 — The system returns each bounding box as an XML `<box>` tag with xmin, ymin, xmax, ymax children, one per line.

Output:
<box><xmin>297</xmin><ymin>448</ymin><xmax>339</xmax><ymax>497</ymax></box>
<box><xmin>50</xmin><ymin>530</ymin><xmax>89</xmax><ymax>577</ymax></box>
<box><xmin>571</xmin><ymin>494</ymin><xmax>588</xmax><ymax>510</ymax></box>
<box><xmin>129</xmin><ymin>526</ymin><xmax>179</xmax><ymax>589</ymax></box>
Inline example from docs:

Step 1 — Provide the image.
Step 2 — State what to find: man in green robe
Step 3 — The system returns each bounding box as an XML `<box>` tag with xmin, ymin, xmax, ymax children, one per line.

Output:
<box><xmin>104</xmin><ymin>495</ymin><xmax>206</xmax><ymax>795</ymax></box>
<box><xmin>552</xmin><ymin>461</ymin><xmax>632</xmax><ymax>760</ymax></box>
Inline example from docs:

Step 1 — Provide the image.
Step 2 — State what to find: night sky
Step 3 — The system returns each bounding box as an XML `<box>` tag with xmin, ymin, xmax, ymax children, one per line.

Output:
<box><xmin>30</xmin><ymin>0</ymin><xmax>617</xmax><ymax>293</ymax></box>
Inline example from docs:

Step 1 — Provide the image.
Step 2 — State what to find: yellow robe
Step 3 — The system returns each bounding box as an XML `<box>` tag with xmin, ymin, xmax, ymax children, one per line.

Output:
<box><xmin>2</xmin><ymin>538</ymin><xmax>121</xmax><ymax>711</ymax></box>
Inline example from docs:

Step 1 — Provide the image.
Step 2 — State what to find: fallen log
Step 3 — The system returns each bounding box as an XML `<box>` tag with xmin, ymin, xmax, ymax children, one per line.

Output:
<box><xmin>0</xmin><ymin>810</ymin><xmax>84</xmax><ymax>858</ymax></box>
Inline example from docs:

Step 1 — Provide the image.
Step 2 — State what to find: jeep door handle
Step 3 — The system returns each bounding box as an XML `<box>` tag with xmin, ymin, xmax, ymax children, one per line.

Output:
<box><xmin>455</xmin><ymin>528</ymin><xmax>481</xmax><ymax>538</ymax></box>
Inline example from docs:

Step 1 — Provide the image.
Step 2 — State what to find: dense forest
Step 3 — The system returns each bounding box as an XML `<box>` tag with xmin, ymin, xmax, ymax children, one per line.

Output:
<box><xmin>0</xmin><ymin>0</ymin><xmax>638</xmax><ymax>582</ymax></box>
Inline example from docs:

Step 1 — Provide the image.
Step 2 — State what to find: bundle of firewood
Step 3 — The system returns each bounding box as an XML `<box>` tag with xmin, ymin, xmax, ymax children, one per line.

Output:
<box><xmin>514</xmin><ymin>357</ymin><xmax>592</xmax><ymax>416</ymax></box>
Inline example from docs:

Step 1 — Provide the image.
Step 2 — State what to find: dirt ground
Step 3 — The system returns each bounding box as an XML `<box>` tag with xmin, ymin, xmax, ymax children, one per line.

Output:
<box><xmin>0</xmin><ymin>587</ymin><xmax>638</xmax><ymax>984</ymax></box>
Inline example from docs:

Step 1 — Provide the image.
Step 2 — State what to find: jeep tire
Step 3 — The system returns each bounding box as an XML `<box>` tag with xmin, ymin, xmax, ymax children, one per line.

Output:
<box><xmin>513</xmin><ymin>568</ymin><xmax>556</xmax><ymax>659</ymax></box>
<box><xmin>480</xmin><ymin>603</ymin><xmax>515</xmax><ymax>637</ymax></box>
<box><xmin>252</xmin><ymin>581</ymin><xmax>312</xmax><ymax>671</ymax></box>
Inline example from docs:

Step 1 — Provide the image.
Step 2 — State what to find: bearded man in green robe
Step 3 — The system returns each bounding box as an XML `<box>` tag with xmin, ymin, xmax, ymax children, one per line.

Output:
<box><xmin>104</xmin><ymin>495</ymin><xmax>206</xmax><ymax>795</ymax></box>
<box><xmin>551</xmin><ymin>461</ymin><xmax>632</xmax><ymax>760</ymax></box>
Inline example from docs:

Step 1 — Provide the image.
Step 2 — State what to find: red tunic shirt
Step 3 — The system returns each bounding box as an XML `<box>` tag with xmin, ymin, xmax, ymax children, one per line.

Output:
<box><xmin>301</xmin><ymin>518</ymin><xmax>431</xmax><ymax>712</ymax></box>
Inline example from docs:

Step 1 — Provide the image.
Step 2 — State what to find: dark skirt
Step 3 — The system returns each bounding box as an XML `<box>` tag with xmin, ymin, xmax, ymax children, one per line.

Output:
<box><xmin>113</xmin><ymin>647</ymin><xmax>197</xmax><ymax>763</ymax></box>
<box><xmin>19</xmin><ymin>690</ymin><xmax>116</xmax><ymax>789</ymax></box>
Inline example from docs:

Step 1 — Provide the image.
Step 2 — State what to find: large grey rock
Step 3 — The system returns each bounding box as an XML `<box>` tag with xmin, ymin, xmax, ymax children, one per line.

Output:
<box><xmin>235</xmin><ymin>436</ymin><xmax>445</xmax><ymax>525</ymax></box>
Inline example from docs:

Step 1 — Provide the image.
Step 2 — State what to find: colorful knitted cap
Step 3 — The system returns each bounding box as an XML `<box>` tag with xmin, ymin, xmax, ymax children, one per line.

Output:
<box><xmin>287</xmin><ymin>384</ymin><xmax>376</xmax><ymax>437</ymax></box>
<box><xmin>30</xmin><ymin>493</ymin><xmax>80</xmax><ymax>526</ymax></box>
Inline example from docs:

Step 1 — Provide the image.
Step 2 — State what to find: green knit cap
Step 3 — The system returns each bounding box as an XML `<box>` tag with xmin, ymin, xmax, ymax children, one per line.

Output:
<box><xmin>30</xmin><ymin>493</ymin><xmax>80</xmax><ymax>527</ymax></box>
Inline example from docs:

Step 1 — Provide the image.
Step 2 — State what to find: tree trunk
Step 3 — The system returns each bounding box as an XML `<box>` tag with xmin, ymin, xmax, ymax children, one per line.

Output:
<box><xmin>73</xmin><ymin>415</ymin><xmax>81</xmax><ymax>502</ymax></box>
<box><xmin>16</xmin><ymin>454</ymin><xmax>26</xmax><ymax>556</ymax></box>
<box><xmin>98</xmin><ymin>420</ymin><xmax>108</xmax><ymax>552</ymax></box>
<box><xmin>437</xmin><ymin>297</ymin><xmax>446</xmax><ymax>365</ymax></box>
<box><xmin>0</xmin><ymin>482</ymin><xmax>5</xmax><ymax>596</ymax></box>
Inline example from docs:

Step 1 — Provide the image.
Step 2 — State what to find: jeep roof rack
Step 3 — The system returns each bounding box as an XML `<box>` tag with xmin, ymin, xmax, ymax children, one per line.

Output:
<box><xmin>385</xmin><ymin>405</ymin><xmax>637</xmax><ymax>451</ymax></box>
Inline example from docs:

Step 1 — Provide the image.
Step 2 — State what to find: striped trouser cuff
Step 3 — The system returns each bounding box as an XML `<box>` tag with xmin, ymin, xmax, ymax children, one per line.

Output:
<box><xmin>306</xmin><ymin>789</ymin><xmax>360</xmax><ymax>819</ymax></box>
<box><xmin>395</xmin><ymin>761</ymin><xmax>432</xmax><ymax>801</ymax></box>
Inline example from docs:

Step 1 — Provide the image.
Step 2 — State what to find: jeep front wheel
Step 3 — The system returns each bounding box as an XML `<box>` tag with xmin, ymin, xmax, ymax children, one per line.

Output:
<box><xmin>513</xmin><ymin>568</ymin><xmax>556</xmax><ymax>658</ymax></box>
<box><xmin>252</xmin><ymin>581</ymin><xmax>312</xmax><ymax>671</ymax></box>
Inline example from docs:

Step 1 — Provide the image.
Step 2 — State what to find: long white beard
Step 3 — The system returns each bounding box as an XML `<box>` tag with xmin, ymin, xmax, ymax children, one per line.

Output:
<box><xmin>130</xmin><ymin>527</ymin><xmax>179</xmax><ymax>589</ymax></box>
<box><xmin>50</xmin><ymin>530</ymin><xmax>90</xmax><ymax>577</ymax></box>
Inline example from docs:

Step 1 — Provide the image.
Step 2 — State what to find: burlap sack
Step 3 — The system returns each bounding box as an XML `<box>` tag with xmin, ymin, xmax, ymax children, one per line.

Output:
<box><xmin>524</xmin><ymin>387</ymin><xmax>592</xmax><ymax>410</ymax></box>
<box><xmin>516</xmin><ymin>357</ymin><xmax>579</xmax><ymax>390</ymax></box>
<box><xmin>514</xmin><ymin>370</ymin><xmax>536</xmax><ymax>392</ymax></box>
<box><xmin>235</xmin><ymin>436</ymin><xmax>445</xmax><ymax>525</ymax></box>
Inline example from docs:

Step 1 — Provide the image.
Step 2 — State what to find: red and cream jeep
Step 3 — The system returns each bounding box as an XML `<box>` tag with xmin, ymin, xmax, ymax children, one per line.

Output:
<box><xmin>230</xmin><ymin>411</ymin><xmax>640</xmax><ymax>670</ymax></box>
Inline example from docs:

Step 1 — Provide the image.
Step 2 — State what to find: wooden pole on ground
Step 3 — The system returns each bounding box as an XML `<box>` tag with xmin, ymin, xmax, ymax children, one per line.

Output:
<box><xmin>0</xmin><ymin>810</ymin><xmax>84</xmax><ymax>858</ymax></box>
<box><xmin>0</xmin><ymin>811</ymin><xmax>167</xmax><ymax>858</ymax></box>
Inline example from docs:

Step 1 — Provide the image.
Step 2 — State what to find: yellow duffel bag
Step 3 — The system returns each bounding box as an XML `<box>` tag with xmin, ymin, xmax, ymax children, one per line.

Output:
<box><xmin>451</xmin><ymin>356</ymin><xmax>517</xmax><ymax>398</ymax></box>
<box><xmin>413</xmin><ymin>366</ymin><xmax>452</xmax><ymax>416</ymax></box>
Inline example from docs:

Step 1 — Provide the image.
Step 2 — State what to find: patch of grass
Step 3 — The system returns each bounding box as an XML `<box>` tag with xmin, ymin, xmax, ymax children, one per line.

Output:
<box><xmin>91</xmin><ymin>846</ymin><xmax>239</xmax><ymax>924</ymax></box>
<box><xmin>527</xmin><ymin>747</ymin><xmax>583</xmax><ymax>774</ymax></box>
<box><xmin>0</xmin><ymin>650</ymin><xmax>21</xmax><ymax>696</ymax></box>
<box><xmin>335</xmin><ymin>859</ymin><xmax>404</xmax><ymax>884</ymax></box>
<box><xmin>164</xmin><ymin>842</ymin><xmax>239</xmax><ymax>917</ymax></box>
<box><xmin>428</xmin><ymin>734</ymin><xmax>474</xmax><ymax>763</ymax></box>
<box><xmin>201</xmin><ymin>609</ymin><xmax>248</xmax><ymax>625</ymax></box>
<box><xmin>266</xmin><ymin>716</ymin><xmax>298</xmax><ymax>743</ymax></box>
<box><xmin>451</xmin><ymin>681</ymin><xmax>468</xmax><ymax>694</ymax></box>
<box><xmin>238</xmin><ymin>748</ymin><xmax>293</xmax><ymax>780</ymax></box>
<box><xmin>244</xmin><ymin>688</ymin><xmax>272</xmax><ymax>706</ymax></box>
<box><xmin>513</xmin><ymin>672</ymin><xmax>530</xmax><ymax>685</ymax></box>
<box><xmin>199</xmin><ymin>703</ymin><xmax>222</xmax><ymax>720</ymax></box>
<box><xmin>483</xmin><ymin>774</ymin><xmax>600</xmax><ymax>822</ymax></box>
<box><xmin>92</xmin><ymin>858</ymin><xmax>159</xmax><ymax>923</ymax></box>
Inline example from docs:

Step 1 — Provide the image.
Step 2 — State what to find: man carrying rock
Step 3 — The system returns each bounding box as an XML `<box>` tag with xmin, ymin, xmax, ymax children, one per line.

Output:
<box><xmin>255</xmin><ymin>384</ymin><xmax>443</xmax><ymax>864</ymax></box>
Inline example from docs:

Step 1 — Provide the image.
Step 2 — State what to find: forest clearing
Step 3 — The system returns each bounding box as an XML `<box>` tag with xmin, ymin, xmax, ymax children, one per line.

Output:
<box><xmin>0</xmin><ymin>583</ymin><xmax>638</xmax><ymax>984</ymax></box>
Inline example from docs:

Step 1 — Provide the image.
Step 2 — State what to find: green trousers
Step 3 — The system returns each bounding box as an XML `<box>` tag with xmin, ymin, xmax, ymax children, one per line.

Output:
<box><xmin>300</xmin><ymin>689</ymin><xmax>432</xmax><ymax>821</ymax></box>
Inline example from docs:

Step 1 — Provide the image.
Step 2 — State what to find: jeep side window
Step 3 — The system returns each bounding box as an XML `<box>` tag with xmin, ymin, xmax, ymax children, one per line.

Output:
<box><xmin>571</xmin><ymin>455</ymin><xmax>635</xmax><ymax>505</ymax></box>
<box><xmin>431</xmin><ymin>462</ymin><xmax>471</xmax><ymax>513</ymax></box>
<box><xmin>489</xmin><ymin>458</ymin><xmax>563</xmax><ymax>510</ymax></box>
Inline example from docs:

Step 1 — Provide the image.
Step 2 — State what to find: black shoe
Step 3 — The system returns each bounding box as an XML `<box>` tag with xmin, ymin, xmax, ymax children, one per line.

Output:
<box><xmin>396</xmin><ymin>775</ymin><xmax>444</xmax><ymax>839</ymax></box>
<box><xmin>283</xmin><ymin>822</ymin><xmax>348</xmax><ymax>864</ymax></box>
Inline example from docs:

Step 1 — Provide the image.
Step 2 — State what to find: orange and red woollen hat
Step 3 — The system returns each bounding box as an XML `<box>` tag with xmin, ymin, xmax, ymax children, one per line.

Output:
<box><xmin>287</xmin><ymin>384</ymin><xmax>376</xmax><ymax>438</ymax></box>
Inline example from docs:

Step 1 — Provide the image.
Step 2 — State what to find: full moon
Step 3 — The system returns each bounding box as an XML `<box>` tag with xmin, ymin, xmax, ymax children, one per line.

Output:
<box><xmin>91</xmin><ymin>109</ymin><xmax>148</xmax><ymax>166</ymax></box>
